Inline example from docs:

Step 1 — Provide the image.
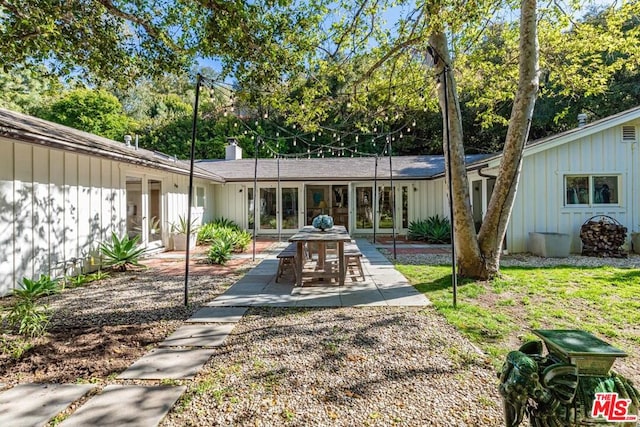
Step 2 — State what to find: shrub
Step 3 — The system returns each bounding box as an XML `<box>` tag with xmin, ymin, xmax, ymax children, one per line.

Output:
<box><xmin>408</xmin><ymin>215</ymin><xmax>451</xmax><ymax>244</ymax></box>
<box><xmin>197</xmin><ymin>220</ymin><xmax>251</xmax><ymax>252</ymax></box>
<box><xmin>87</xmin><ymin>270</ymin><xmax>110</xmax><ymax>282</ymax></box>
<box><xmin>232</xmin><ymin>230</ymin><xmax>252</xmax><ymax>253</ymax></box>
<box><xmin>207</xmin><ymin>238</ymin><xmax>233</xmax><ymax>265</ymax></box>
<box><xmin>13</xmin><ymin>275</ymin><xmax>59</xmax><ymax>300</ymax></box>
<box><xmin>99</xmin><ymin>233</ymin><xmax>146</xmax><ymax>271</ymax></box>
<box><xmin>210</xmin><ymin>217</ymin><xmax>240</xmax><ymax>231</ymax></box>
<box><xmin>6</xmin><ymin>275</ymin><xmax>59</xmax><ymax>337</ymax></box>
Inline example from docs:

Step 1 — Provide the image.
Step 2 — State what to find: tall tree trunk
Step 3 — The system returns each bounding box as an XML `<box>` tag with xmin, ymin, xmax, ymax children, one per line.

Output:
<box><xmin>477</xmin><ymin>0</ymin><xmax>540</xmax><ymax>275</ymax></box>
<box><xmin>430</xmin><ymin>0</ymin><xmax>539</xmax><ymax>279</ymax></box>
<box><xmin>429</xmin><ymin>32</ymin><xmax>485</xmax><ymax>278</ymax></box>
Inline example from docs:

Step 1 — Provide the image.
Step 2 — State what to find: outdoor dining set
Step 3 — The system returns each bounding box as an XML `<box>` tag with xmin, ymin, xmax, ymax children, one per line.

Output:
<box><xmin>276</xmin><ymin>225</ymin><xmax>365</xmax><ymax>286</ymax></box>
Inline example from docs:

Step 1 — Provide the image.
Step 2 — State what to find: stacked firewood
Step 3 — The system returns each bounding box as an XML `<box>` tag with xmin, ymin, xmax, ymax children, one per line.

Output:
<box><xmin>580</xmin><ymin>217</ymin><xmax>627</xmax><ymax>258</ymax></box>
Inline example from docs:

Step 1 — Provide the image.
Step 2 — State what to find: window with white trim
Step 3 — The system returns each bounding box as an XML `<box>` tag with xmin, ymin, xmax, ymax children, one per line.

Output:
<box><xmin>194</xmin><ymin>186</ymin><xmax>205</xmax><ymax>208</ymax></box>
<box><xmin>565</xmin><ymin>175</ymin><xmax>619</xmax><ymax>206</ymax></box>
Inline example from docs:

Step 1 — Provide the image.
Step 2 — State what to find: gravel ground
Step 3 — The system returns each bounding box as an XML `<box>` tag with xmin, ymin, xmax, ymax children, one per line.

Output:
<box><xmin>162</xmin><ymin>307</ymin><xmax>503</xmax><ymax>427</ymax></box>
<box><xmin>383</xmin><ymin>250</ymin><xmax>640</xmax><ymax>268</ymax></box>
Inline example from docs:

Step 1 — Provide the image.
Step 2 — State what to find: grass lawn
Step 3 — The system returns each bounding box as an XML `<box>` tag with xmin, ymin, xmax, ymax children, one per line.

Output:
<box><xmin>396</xmin><ymin>263</ymin><xmax>640</xmax><ymax>382</ymax></box>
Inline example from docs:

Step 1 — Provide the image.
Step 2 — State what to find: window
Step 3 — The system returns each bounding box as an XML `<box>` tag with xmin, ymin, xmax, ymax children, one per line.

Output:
<box><xmin>194</xmin><ymin>186</ymin><xmax>205</xmax><ymax>208</ymax></box>
<box><xmin>565</xmin><ymin>175</ymin><xmax>619</xmax><ymax>206</ymax></box>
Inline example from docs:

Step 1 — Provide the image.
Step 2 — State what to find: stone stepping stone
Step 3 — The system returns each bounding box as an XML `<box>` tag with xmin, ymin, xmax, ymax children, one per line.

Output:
<box><xmin>159</xmin><ymin>324</ymin><xmax>236</xmax><ymax>347</ymax></box>
<box><xmin>0</xmin><ymin>383</ymin><xmax>94</xmax><ymax>427</ymax></box>
<box><xmin>187</xmin><ymin>306</ymin><xmax>248</xmax><ymax>323</ymax></box>
<box><xmin>119</xmin><ymin>348</ymin><xmax>215</xmax><ymax>380</ymax></box>
<box><xmin>59</xmin><ymin>385</ymin><xmax>185</xmax><ymax>427</ymax></box>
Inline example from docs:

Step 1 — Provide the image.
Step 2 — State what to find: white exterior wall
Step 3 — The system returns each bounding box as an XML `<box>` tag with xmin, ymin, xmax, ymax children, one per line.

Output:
<box><xmin>0</xmin><ymin>138</ymin><xmax>205</xmax><ymax>296</ymax></box>
<box><xmin>214</xmin><ymin>183</ymin><xmax>247</xmax><ymax>226</ymax></box>
<box><xmin>412</xmin><ymin>179</ymin><xmax>447</xmax><ymax>221</ymax></box>
<box><xmin>506</xmin><ymin>124</ymin><xmax>639</xmax><ymax>253</ymax></box>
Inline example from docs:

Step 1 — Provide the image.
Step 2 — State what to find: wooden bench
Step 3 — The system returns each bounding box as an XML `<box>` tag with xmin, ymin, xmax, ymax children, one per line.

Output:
<box><xmin>344</xmin><ymin>242</ymin><xmax>365</xmax><ymax>281</ymax></box>
<box><xmin>276</xmin><ymin>243</ymin><xmax>298</xmax><ymax>282</ymax></box>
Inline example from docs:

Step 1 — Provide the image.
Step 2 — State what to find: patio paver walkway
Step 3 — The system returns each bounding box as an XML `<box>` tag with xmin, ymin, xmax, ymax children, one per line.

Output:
<box><xmin>0</xmin><ymin>383</ymin><xmax>95</xmax><ymax>427</ymax></box>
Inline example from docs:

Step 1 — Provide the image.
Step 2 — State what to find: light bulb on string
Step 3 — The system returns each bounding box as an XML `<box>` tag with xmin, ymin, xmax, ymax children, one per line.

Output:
<box><xmin>399</xmin><ymin>133</ymin><xmax>403</xmax><ymax>139</ymax></box>
<box><xmin>412</xmin><ymin>120</ymin><xmax>416</xmax><ymax>127</ymax></box>
<box><xmin>293</xmin><ymin>138</ymin><xmax>296</xmax><ymax>146</ymax></box>
<box><xmin>355</xmin><ymin>135</ymin><xmax>359</xmax><ymax>142</ymax></box>
<box><xmin>312</xmin><ymin>135</ymin><xmax>315</xmax><ymax>142</ymax></box>
<box><xmin>407</xmin><ymin>127</ymin><xmax>411</xmax><ymax>133</ymax></box>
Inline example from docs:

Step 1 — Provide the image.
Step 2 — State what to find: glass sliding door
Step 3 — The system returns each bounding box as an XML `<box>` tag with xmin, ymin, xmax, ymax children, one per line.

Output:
<box><xmin>378</xmin><ymin>186</ymin><xmax>393</xmax><ymax>228</ymax></box>
<box><xmin>281</xmin><ymin>187</ymin><xmax>299</xmax><ymax>230</ymax></box>
<box><xmin>148</xmin><ymin>179</ymin><xmax>162</xmax><ymax>243</ymax></box>
<box><xmin>126</xmin><ymin>176</ymin><xmax>142</xmax><ymax>239</ymax></box>
<box><xmin>247</xmin><ymin>187</ymin><xmax>254</xmax><ymax>230</ymax></box>
<box><xmin>260</xmin><ymin>188</ymin><xmax>277</xmax><ymax>229</ymax></box>
<box><xmin>355</xmin><ymin>186</ymin><xmax>373</xmax><ymax>229</ymax></box>
<box><xmin>306</xmin><ymin>185</ymin><xmax>330</xmax><ymax>225</ymax></box>
<box><xmin>401</xmin><ymin>186</ymin><xmax>408</xmax><ymax>229</ymax></box>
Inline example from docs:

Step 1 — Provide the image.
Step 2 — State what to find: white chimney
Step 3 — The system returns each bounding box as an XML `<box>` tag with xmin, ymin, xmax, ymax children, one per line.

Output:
<box><xmin>225</xmin><ymin>138</ymin><xmax>242</xmax><ymax>160</ymax></box>
<box><xmin>577</xmin><ymin>113</ymin><xmax>588</xmax><ymax>128</ymax></box>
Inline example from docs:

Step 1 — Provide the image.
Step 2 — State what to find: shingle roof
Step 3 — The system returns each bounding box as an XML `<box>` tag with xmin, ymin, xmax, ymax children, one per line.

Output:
<box><xmin>0</xmin><ymin>108</ymin><xmax>224</xmax><ymax>182</ymax></box>
<box><xmin>197</xmin><ymin>154</ymin><xmax>492</xmax><ymax>181</ymax></box>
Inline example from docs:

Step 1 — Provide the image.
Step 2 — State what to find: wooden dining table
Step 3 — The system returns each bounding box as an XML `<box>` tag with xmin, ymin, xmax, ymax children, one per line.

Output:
<box><xmin>288</xmin><ymin>225</ymin><xmax>352</xmax><ymax>287</ymax></box>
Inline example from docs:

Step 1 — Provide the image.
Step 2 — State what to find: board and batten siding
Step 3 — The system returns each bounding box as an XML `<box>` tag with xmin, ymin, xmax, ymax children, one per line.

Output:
<box><xmin>0</xmin><ymin>138</ymin><xmax>124</xmax><ymax>295</ymax></box>
<box><xmin>0</xmin><ymin>138</ymin><xmax>204</xmax><ymax>296</ymax></box>
<box><xmin>213</xmin><ymin>183</ymin><xmax>246</xmax><ymax>227</ymax></box>
<box><xmin>412</xmin><ymin>179</ymin><xmax>446</xmax><ymax>222</ymax></box>
<box><xmin>506</xmin><ymin>125</ymin><xmax>638</xmax><ymax>253</ymax></box>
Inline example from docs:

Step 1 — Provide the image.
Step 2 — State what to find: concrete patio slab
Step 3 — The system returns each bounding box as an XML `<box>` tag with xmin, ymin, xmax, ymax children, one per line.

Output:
<box><xmin>187</xmin><ymin>306</ymin><xmax>248</xmax><ymax>323</ymax></box>
<box><xmin>159</xmin><ymin>324</ymin><xmax>236</xmax><ymax>347</ymax></box>
<box><xmin>118</xmin><ymin>348</ymin><xmax>216</xmax><ymax>380</ymax></box>
<box><xmin>58</xmin><ymin>385</ymin><xmax>186</xmax><ymax>427</ymax></box>
<box><xmin>0</xmin><ymin>383</ymin><xmax>94</xmax><ymax>427</ymax></box>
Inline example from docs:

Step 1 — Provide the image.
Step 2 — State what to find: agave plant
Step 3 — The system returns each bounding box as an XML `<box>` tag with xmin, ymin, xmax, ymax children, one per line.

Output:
<box><xmin>408</xmin><ymin>215</ymin><xmax>451</xmax><ymax>244</ymax></box>
<box><xmin>170</xmin><ymin>214</ymin><xmax>200</xmax><ymax>235</ymax></box>
<box><xmin>99</xmin><ymin>233</ymin><xmax>146</xmax><ymax>271</ymax></box>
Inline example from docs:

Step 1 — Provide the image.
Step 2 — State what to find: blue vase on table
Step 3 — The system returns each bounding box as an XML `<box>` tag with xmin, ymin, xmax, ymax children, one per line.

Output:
<box><xmin>312</xmin><ymin>215</ymin><xmax>334</xmax><ymax>231</ymax></box>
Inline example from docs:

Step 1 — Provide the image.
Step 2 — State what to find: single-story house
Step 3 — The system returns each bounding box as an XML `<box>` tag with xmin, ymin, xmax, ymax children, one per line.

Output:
<box><xmin>1</xmin><ymin>105</ymin><xmax>639</xmax><ymax>295</ymax></box>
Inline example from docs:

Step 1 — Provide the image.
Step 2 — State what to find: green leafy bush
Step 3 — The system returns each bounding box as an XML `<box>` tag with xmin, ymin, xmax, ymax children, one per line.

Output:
<box><xmin>99</xmin><ymin>233</ymin><xmax>146</xmax><ymax>271</ymax></box>
<box><xmin>13</xmin><ymin>275</ymin><xmax>59</xmax><ymax>300</ymax></box>
<box><xmin>408</xmin><ymin>215</ymin><xmax>452</xmax><ymax>244</ymax></box>
<box><xmin>197</xmin><ymin>220</ymin><xmax>251</xmax><ymax>253</ymax></box>
<box><xmin>232</xmin><ymin>230</ymin><xmax>252</xmax><ymax>253</ymax></box>
<box><xmin>6</xmin><ymin>275</ymin><xmax>59</xmax><ymax>337</ymax></box>
<box><xmin>87</xmin><ymin>270</ymin><xmax>110</xmax><ymax>282</ymax></box>
<box><xmin>210</xmin><ymin>217</ymin><xmax>240</xmax><ymax>231</ymax></box>
<box><xmin>207</xmin><ymin>238</ymin><xmax>233</xmax><ymax>265</ymax></box>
